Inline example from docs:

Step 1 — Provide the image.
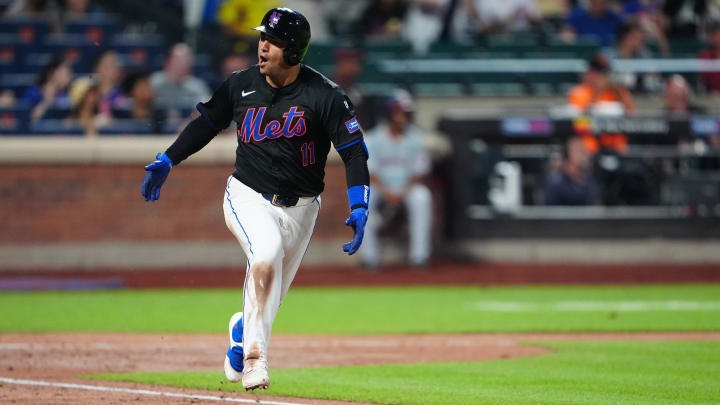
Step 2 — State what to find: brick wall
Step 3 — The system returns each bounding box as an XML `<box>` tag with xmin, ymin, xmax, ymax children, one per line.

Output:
<box><xmin>0</xmin><ymin>164</ymin><xmax>350</xmax><ymax>243</ymax></box>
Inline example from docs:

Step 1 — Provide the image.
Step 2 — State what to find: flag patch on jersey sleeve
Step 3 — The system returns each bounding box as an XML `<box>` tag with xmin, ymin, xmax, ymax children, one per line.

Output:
<box><xmin>345</xmin><ymin>116</ymin><xmax>360</xmax><ymax>133</ymax></box>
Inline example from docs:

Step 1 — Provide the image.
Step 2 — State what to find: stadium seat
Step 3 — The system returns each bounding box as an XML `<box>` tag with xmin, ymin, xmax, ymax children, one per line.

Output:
<box><xmin>469</xmin><ymin>83</ymin><xmax>526</xmax><ymax>97</ymax></box>
<box><xmin>0</xmin><ymin>105</ymin><xmax>30</xmax><ymax>134</ymax></box>
<box><xmin>464</xmin><ymin>51</ymin><xmax>516</xmax><ymax>59</ymax></box>
<box><xmin>364</xmin><ymin>39</ymin><xmax>413</xmax><ymax>63</ymax></box>
<box><xmin>0</xmin><ymin>17</ymin><xmax>50</xmax><ymax>44</ymax></box>
<box><xmin>547</xmin><ymin>36</ymin><xmax>600</xmax><ymax>59</ymax></box>
<box><xmin>303</xmin><ymin>41</ymin><xmax>337</xmax><ymax>67</ymax></box>
<box><xmin>98</xmin><ymin>119</ymin><xmax>154</xmax><ymax>135</ymax></box>
<box><xmin>41</xmin><ymin>34</ymin><xmax>104</xmax><ymax>73</ymax></box>
<box><xmin>524</xmin><ymin>71</ymin><xmax>581</xmax><ymax>88</ymax></box>
<box><xmin>523</xmin><ymin>52</ymin><xmax>577</xmax><ymax>59</ymax></box>
<box><xmin>0</xmin><ymin>73</ymin><xmax>36</xmax><ymax>99</ymax></box>
<box><xmin>466</xmin><ymin>72</ymin><xmax>524</xmax><ymax>85</ymax></box>
<box><xmin>413</xmin><ymin>82</ymin><xmax>465</xmax><ymax>97</ymax></box>
<box><xmin>668</xmin><ymin>37</ymin><xmax>707</xmax><ymax>56</ymax></box>
<box><xmin>64</xmin><ymin>16</ymin><xmax>118</xmax><ymax>47</ymax></box>
<box><xmin>557</xmin><ymin>82</ymin><xmax>576</xmax><ymax>95</ymax></box>
<box><xmin>427</xmin><ymin>41</ymin><xmax>478</xmax><ymax>59</ymax></box>
<box><xmin>42</xmin><ymin>108</ymin><xmax>73</xmax><ymax>119</ymax></box>
<box><xmin>0</xmin><ymin>34</ymin><xmax>24</xmax><ymax>74</ymax></box>
<box><xmin>28</xmin><ymin>118</ymin><xmax>84</xmax><ymax>135</ymax></box>
<box><xmin>529</xmin><ymin>82</ymin><xmax>557</xmax><ymax>96</ymax></box>
<box><xmin>485</xmin><ymin>34</ymin><xmax>539</xmax><ymax>57</ymax></box>
<box><xmin>111</xmin><ymin>35</ymin><xmax>164</xmax><ymax>68</ymax></box>
<box><xmin>23</xmin><ymin>52</ymin><xmax>55</xmax><ymax>73</ymax></box>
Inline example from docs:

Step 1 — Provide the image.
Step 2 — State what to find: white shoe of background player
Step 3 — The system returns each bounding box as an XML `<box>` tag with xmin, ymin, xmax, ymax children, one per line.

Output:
<box><xmin>224</xmin><ymin>312</ymin><xmax>244</xmax><ymax>382</ymax></box>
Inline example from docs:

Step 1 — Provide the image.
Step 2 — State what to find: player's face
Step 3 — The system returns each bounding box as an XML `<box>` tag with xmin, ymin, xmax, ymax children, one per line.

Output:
<box><xmin>258</xmin><ymin>33</ymin><xmax>289</xmax><ymax>74</ymax></box>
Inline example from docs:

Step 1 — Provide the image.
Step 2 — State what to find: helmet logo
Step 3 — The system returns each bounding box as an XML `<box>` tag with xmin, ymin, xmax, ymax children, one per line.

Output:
<box><xmin>269</xmin><ymin>11</ymin><xmax>281</xmax><ymax>28</ymax></box>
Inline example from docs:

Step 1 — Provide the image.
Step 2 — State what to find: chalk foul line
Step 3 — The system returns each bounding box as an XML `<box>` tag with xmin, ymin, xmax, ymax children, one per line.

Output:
<box><xmin>471</xmin><ymin>300</ymin><xmax>720</xmax><ymax>312</ymax></box>
<box><xmin>0</xmin><ymin>377</ymin><xmax>305</xmax><ymax>405</ymax></box>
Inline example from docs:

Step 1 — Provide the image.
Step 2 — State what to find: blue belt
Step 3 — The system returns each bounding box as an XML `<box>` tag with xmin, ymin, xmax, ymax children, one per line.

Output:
<box><xmin>262</xmin><ymin>193</ymin><xmax>300</xmax><ymax>207</ymax></box>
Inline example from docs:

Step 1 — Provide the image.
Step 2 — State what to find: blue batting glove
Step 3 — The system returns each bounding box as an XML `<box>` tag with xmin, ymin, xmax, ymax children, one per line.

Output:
<box><xmin>141</xmin><ymin>152</ymin><xmax>172</xmax><ymax>202</ymax></box>
<box><xmin>342</xmin><ymin>207</ymin><xmax>368</xmax><ymax>255</ymax></box>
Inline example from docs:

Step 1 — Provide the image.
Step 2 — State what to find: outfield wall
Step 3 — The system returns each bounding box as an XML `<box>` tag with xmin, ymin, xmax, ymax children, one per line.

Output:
<box><xmin>2</xmin><ymin>136</ymin><xmax>720</xmax><ymax>270</ymax></box>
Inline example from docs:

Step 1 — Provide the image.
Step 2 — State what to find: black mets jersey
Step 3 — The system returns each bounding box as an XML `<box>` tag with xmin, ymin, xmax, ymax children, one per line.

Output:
<box><xmin>196</xmin><ymin>65</ymin><xmax>363</xmax><ymax>197</ymax></box>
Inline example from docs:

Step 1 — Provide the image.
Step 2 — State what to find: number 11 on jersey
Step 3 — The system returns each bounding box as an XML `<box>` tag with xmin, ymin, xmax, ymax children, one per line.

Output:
<box><xmin>300</xmin><ymin>142</ymin><xmax>315</xmax><ymax>167</ymax></box>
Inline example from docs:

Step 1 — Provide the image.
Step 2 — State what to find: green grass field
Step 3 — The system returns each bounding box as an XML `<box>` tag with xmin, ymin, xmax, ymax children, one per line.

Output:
<box><xmin>89</xmin><ymin>341</ymin><xmax>720</xmax><ymax>405</ymax></box>
<box><xmin>2</xmin><ymin>284</ymin><xmax>720</xmax><ymax>333</ymax></box>
<box><xmin>3</xmin><ymin>284</ymin><xmax>720</xmax><ymax>404</ymax></box>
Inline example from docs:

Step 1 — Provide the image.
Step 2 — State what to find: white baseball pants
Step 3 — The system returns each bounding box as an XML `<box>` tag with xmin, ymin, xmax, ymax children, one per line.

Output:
<box><xmin>361</xmin><ymin>183</ymin><xmax>432</xmax><ymax>267</ymax></box>
<box><xmin>222</xmin><ymin>175</ymin><xmax>320</xmax><ymax>367</ymax></box>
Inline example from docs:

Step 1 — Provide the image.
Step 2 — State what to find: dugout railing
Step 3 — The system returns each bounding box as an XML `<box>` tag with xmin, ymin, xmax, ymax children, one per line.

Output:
<box><xmin>438</xmin><ymin>114</ymin><xmax>720</xmax><ymax>240</ymax></box>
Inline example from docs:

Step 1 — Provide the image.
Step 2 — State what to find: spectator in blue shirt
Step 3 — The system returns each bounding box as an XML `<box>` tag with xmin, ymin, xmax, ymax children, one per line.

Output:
<box><xmin>562</xmin><ymin>0</ymin><xmax>623</xmax><ymax>47</ymax></box>
<box><xmin>21</xmin><ymin>55</ymin><xmax>73</xmax><ymax>120</ymax></box>
<box><xmin>544</xmin><ymin>136</ymin><xmax>596</xmax><ymax>206</ymax></box>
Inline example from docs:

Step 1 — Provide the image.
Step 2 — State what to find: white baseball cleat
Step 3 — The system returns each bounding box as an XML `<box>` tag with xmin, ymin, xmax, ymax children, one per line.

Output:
<box><xmin>224</xmin><ymin>356</ymin><xmax>243</xmax><ymax>383</ymax></box>
<box><xmin>224</xmin><ymin>312</ymin><xmax>244</xmax><ymax>383</ymax></box>
<box><xmin>242</xmin><ymin>359</ymin><xmax>270</xmax><ymax>390</ymax></box>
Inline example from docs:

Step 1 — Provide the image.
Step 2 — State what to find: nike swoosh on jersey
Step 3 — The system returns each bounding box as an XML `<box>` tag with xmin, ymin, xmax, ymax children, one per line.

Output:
<box><xmin>241</xmin><ymin>90</ymin><xmax>256</xmax><ymax>97</ymax></box>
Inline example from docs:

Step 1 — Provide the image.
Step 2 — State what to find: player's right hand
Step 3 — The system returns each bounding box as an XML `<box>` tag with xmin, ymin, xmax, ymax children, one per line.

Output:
<box><xmin>141</xmin><ymin>152</ymin><xmax>172</xmax><ymax>202</ymax></box>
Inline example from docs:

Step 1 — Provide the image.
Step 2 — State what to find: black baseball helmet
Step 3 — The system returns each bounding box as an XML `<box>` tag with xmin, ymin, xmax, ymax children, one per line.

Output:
<box><xmin>252</xmin><ymin>8</ymin><xmax>311</xmax><ymax>66</ymax></box>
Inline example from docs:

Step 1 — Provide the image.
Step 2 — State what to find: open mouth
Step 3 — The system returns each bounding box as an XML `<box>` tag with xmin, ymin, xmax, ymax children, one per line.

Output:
<box><xmin>259</xmin><ymin>55</ymin><xmax>268</xmax><ymax>67</ymax></box>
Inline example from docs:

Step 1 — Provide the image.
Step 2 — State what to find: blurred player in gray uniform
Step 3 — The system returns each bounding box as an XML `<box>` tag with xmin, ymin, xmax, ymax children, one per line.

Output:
<box><xmin>362</xmin><ymin>89</ymin><xmax>432</xmax><ymax>268</ymax></box>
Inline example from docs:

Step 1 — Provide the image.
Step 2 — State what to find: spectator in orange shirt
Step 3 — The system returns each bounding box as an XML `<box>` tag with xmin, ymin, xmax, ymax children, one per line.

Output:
<box><xmin>567</xmin><ymin>53</ymin><xmax>635</xmax><ymax>154</ymax></box>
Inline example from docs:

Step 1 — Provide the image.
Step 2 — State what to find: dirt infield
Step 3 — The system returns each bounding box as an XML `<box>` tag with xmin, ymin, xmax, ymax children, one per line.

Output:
<box><xmin>1</xmin><ymin>332</ymin><xmax>719</xmax><ymax>405</ymax></box>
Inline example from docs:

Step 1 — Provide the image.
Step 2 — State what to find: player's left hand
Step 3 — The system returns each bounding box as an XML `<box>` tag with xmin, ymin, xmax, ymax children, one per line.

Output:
<box><xmin>343</xmin><ymin>207</ymin><xmax>368</xmax><ymax>255</ymax></box>
<box><xmin>141</xmin><ymin>152</ymin><xmax>172</xmax><ymax>202</ymax></box>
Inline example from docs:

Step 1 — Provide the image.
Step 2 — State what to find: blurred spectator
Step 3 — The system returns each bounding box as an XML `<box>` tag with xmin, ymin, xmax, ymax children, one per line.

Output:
<box><xmin>151</xmin><ymin>43</ymin><xmax>212</xmax><ymax>111</ymax></box>
<box><xmin>567</xmin><ymin>53</ymin><xmax>635</xmax><ymax>153</ymax></box>
<box><xmin>661</xmin><ymin>0</ymin><xmax>707</xmax><ymax>37</ymax></box>
<box><xmin>284</xmin><ymin>0</ymin><xmax>331</xmax><ymax>41</ymax></box>
<box><xmin>331</xmin><ymin>47</ymin><xmax>367</xmax><ymax>118</ymax></box>
<box><xmin>357</xmin><ymin>0</ymin><xmax>409</xmax><ymax>38</ymax></box>
<box><xmin>568</xmin><ymin>54</ymin><xmax>635</xmax><ymax>114</ymax></box>
<box><xmin>21</xmin><ymin>55</ymin><xmax>73</xmax><ymax>119</ymax></box>
<box><xmin>0</xmin><ymin>90</ymin><xmax>16</xmax><ymax>107</ymax></box>
<box><xmin>664</xmin><ymin>74</ymin><xmax>714</xmax><ymax>160</ymax></box>
<box><xmin>93</xmin><ymin>50</ymin><xmax>123</xmax><ymax>120</ymax></box>
<box><xmin>221</xmin><ymin>53</ymin><xmax>252</xmax><ymax>78</ymax></box>
<box><xmin>216</xmin><ymin>0</ymin><xmax>281</xmax><ymax>53</ymax></box>
<box><xmin>664</xmin><ymin>74</ymin><xmax>706</xmax><ymax>117</ymax></box>
<box><xmin>464</xmin><ymin>0</ymin><xmax>542</xmax><ymax>36</ymax></box>
<box><xmin>330</xmin><ymin>46</ymin><xmax>377</xmax><ymax>129</ymax></box>
<box><xmin>618</xmin><ymin>0</ymin><xmax>670</xmax><ymax>56</ymax></box>
<box><xmin>324</xmin><ymin>0</ymin><xmax>369</xmax><ymax>37</ymax></box>
<box><xmin>115</xmin><ymin>69</ymin><xmax>165</xmax><ymax>133</ymax></box>
<box><xmin>562</xmin><ymin>0</ymin><xmax>623</xmax><ymax>47</ymax></box>
<box><xmin>5</xmin><ymin>0</ymin><xmax>63</xmax><ymax>33</ymax></box>
<box><xmin>603</xmin><ymin>22</ymin><xmax>662</xmax><ymax>92</ymax></box>
<box><xmin>402</xmin><ymin>0</ymin><xmax>446</xmax><ymax>53</ymax></box>
<box><xmin>65</xmin><ymin>50</ymin><xmax>121</xmax><ymax>135</ymax></box>
<box><xmin>204</xmin><ymin>53</ymin><xmax>253</xmax><ymax>90</ymax></box>
<box><xmin>710</xmin><ymin>1</ymin><xmax>720</xmax><ymax>22</ymax></box>
<box><xmin>68</xmin><ymin>76</ymin><xmax>101</xmax><ymax>136</ymax></box>
<box><xmin>544</xmin><ymin>135</ymin><xmax>596</xmax><ymax>205</ymax></box>
<box><xmin>362</xmin><ymin>89</ymin><xmax>432</xmax><ymax>269</ymax></box>
<box><xmin>605</xmin><ymin>21</ymin><xmax>651</xmax><ymax>59</ymax></box>
<box><xmin>119</xmin><ymin>69</ymin><xmax>154</xmax><ymax>121</ymax></box>
<box><xmin>61</xmin><ymin>0</ymin><xmax>101</xmax><ymax>20</ymax></box>
<box><xmin>699</xmin><ymin>22</ymin><xmax>720</xmax><ymax>94</ymax></box>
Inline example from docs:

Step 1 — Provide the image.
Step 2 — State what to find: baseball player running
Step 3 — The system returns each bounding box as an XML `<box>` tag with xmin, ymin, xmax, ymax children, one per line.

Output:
<box><xmin>141</xmin><ymin>8</ymin><xmax>370</xmax><ymax>391</ymax></box>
